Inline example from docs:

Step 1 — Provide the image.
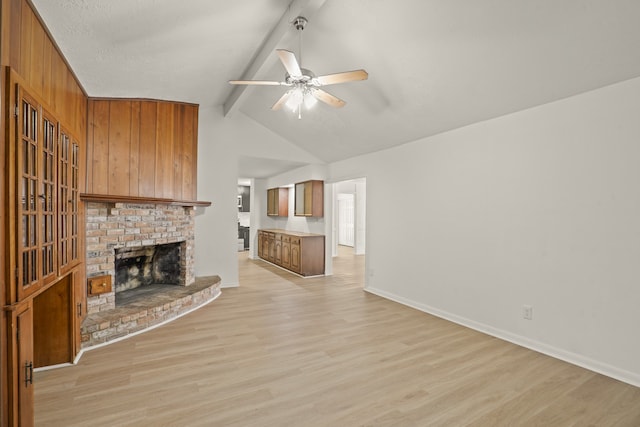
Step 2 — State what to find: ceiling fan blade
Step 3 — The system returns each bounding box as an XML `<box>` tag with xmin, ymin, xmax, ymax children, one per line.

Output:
<box><xmin>229</xmin><ymin>80</ymin><xmax>285</xmax><ymax>86</ymax></box>
<box><xmin>312</xmin><ymin>88</ymin><xmax>346</xmax><ymax>108</ymax></box>
<box><xmin>276</xmin><ymin>49</ymin><xmax>302</xmax><ymax>77</ymax></box>
<box><xmin>315</xmin><ymin>69</ymin><xmax>368</xmax><ymax>86</ymax></box>
<box><xmin>272</xmin><ymin>91</ymin><xmax>293</xmax><ymax>111</ymax></box>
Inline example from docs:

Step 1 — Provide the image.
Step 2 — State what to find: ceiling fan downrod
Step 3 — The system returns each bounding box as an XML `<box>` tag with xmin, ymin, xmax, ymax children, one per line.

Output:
<box><xmin>293</xmin><ymin>16</ymin><xmax>307</xmax><ymax>66</ymax></box>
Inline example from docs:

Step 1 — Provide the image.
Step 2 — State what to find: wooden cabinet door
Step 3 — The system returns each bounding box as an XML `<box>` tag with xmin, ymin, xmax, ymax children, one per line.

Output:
<box><xmin>294</xmin><ymin>180</ymin><xmax>323</xmax><ymax>217</ymax></box>
<box><xmin>17</xmin><ymin>304</ymin><xmax>34</xmax><ymax>427</ymax></box>
<box><xmin>257</xmin><ymin>231</ymin><xmax>263</xmax><ymax>258</ymax></box>
<box><xmin>16</xmin><ymin>85</ymin><xmax>58</xmax><ymax>300</ymax></box>
<box><xmin>277</xmin><ymin>188</ymin><xmax>289</xmax><ymax>216</ymax></box>
<box><xmin>72</xmin><ymin>269</ymin><xmax>86</xmax><ymax>357</ymax></box>
<box><xmin>294</xmin><ymin>183</ymin><xmax>305</xmax><ymax>216</ymax></box>
<box><xmin>267</xmin><ymin>234</ymin><xmax>276</xmax><ymax>262</ymax></box>
<box><xmin>9</xmin><ymin>301</ymin><xmax>35</xmax><ymax>427</ymax></box>
<box><xmin>58</xmin><ymin>128</ymin><xmax>81</xmax><ymax>275</ymax></box>
<box><xmin>275</xmin><ymin>235</ymin><xmax>282</xmax><ymax>265</ymax></box>
<box><xmin>267</xmin><ymin>188</ymin><xmax>275</xmax><ymax>215</ymax></box>
<box><xmin>291</xmin><ymin>239</ymin><xmax>301</xmax><ymax>273</ymax></box>
<box><xmin>261</xmin><ymin>233</ymin><xmax>270</xmax><ymax>260</ymax></box>
<box><xmin>33</xmin><ymin>275</ymin><xmax>71</xmax><ymax>368</ymax></box>
<box><xmin>281</xmin><ymin>238</ymin><xmax>291</xmax><ymax>269</ymax></box>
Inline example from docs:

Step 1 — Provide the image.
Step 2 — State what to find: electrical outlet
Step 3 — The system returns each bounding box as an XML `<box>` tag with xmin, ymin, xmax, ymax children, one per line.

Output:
<box><xmin>523</xmin><ymin>305</ymin><xmax>533</xmax><ymax>320</ymax></box>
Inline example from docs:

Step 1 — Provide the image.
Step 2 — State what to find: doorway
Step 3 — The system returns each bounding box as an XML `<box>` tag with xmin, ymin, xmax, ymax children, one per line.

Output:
<box><xmin>333</xmin><ymin>178</ymin><xmax>366</xmax><ymax>257</ymax></box>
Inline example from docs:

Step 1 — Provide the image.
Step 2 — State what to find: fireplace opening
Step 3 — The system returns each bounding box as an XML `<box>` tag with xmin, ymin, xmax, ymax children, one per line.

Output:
<box><xmin>114</xmin><ymin>242</ymin><xmax>185</xmax><ymax>296</ymax></box>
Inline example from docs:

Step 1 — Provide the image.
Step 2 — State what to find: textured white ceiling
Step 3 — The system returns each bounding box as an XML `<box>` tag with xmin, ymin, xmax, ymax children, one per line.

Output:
<box><xmin>32</xmin><ymin>0</ymin><xmax>640</xmax><ymax>175</ymax></box>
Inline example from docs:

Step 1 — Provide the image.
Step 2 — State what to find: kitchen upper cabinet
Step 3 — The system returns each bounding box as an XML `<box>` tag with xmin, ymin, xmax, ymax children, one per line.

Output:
<box><xmin>87</xmin><ymin>99</ymin><xmax>199</xmax><ymax>201</ymax></box>
<box><xmin>267</xmin><ymin>187</ymin><xmax>289</xmax><ymax>216</ymax></box>
<box><xmin>294</xmin><ymin>180</ymin><xmax>324</xmax><ymax>217</ymax></box>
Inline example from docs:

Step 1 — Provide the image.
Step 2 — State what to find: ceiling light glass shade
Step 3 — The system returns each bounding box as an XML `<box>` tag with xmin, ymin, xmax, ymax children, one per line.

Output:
<box><xmin>304</xmin><ymin>90</ymin><xmax>317</xmax><ymax>109</ymax></box>
<box><xmin>286</xmin><ymin>88</ymin><xmax>304</xmax><ymax>111</ymax></box>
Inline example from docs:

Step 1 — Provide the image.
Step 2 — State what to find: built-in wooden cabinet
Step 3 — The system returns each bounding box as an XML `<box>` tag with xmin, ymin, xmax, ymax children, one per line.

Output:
<box><xmin>258</xmin><ymin>229</ymin><xmax>325</xmax><ymax>276</ymax></box>
<box><xmin>267</xmin><ymin>187</ymin><xmax>289</xmax><ymax>216</ymax></box>
<box><xmin>87</xmin><ymin>99</ymin><xmax>199</xmax><ymax>201</ymax></box>
<box><xmin>294</xmin><ymin>180</ymin><xmax>323</xmax><ymax>217</ymax></box>
<box><xmin>3</xmin><ymin>1</ymin><xmax>89</xmax><ymax>424</ymax></box>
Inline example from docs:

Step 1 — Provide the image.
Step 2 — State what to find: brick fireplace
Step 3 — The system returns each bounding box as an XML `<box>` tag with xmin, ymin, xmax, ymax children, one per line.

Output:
<box><xmin>81</xmin><ymin>202</ymin><xmax>219</xmax><ymax>348</ymax></box>
<box><xmin>85</xmin><ymin>202</ymin><xmax>196</xmax><ymax>313</ymax></box>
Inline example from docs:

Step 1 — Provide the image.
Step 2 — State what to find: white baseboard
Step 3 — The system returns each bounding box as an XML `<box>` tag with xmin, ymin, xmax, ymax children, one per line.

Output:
<box><xmin>365</xmin><ymin>286</ymin><xmax>640</xmax><ymax>388</ymax></box>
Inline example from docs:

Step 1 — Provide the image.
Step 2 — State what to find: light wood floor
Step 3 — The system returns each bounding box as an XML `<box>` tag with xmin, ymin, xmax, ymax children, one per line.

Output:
<box><xmin>35</xmin><ymin>247</ymin><xmax>640</xmax><ymax>426</ymax></box>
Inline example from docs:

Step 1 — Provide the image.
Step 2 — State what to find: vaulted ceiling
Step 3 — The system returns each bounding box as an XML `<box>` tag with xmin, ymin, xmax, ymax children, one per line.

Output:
<box><xmin>32</xmin><ymin>0</ymin><xmax>640</xmax><ymax>177</ymax></box>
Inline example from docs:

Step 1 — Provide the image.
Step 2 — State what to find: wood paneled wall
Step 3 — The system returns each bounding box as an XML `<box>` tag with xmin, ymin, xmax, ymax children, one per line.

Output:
<box><xmin>2</xmin><ymin>0</ymin><xmax>87</xmax><ymax>140</ymax></box>
<box><xmin>87</xmin><ymin>99</ymin><xmax>199</xmax><ymax>201</ymax></box>
<box><xmin>2</xmin><ymin>0</ymin><xmax>89</xmax><ymax>424</ymax></box>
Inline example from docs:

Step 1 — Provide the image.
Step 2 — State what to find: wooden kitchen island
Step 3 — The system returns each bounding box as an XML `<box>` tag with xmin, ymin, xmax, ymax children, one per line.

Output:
<box><xmin>257</xmin><ymin>229</ymin><xmax>325</xmax><ymax>276</ymax></box>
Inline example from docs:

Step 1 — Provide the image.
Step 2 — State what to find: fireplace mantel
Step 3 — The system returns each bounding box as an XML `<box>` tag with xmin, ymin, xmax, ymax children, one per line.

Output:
<box><xmin>80</xmin><ymin>193</ymin><xmax>211</xmax><ymax>207</ymax></box>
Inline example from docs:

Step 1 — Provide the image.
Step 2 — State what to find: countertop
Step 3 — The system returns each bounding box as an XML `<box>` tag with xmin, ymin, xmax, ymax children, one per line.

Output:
<box><xmin>259</xmin><ymin>229</ymin><xmax>324</xmax><ymax>238</ymax></box>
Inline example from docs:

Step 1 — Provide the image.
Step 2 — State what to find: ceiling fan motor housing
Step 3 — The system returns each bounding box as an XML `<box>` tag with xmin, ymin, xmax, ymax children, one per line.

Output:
<box><xmin>285</xmin><ymin>68</ymin><xmax>316</xmax><ymax>85</ymax></box>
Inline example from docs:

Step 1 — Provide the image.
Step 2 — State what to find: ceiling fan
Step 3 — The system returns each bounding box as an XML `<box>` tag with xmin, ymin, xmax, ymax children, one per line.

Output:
<box><xmin>229</xmin><ymin>16</ymin><xmax>368</xmax><ymax>118</ymax></box>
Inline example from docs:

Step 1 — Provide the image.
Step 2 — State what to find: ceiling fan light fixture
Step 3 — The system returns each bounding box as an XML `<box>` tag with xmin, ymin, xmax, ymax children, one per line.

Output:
<box><xmin>229</xmin><ymin>16</ymin><xmax>368</xmax><ymax>115</ymax></box>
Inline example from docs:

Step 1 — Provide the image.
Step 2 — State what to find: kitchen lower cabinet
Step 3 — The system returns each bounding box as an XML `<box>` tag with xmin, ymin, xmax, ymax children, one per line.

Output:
<box><xmin>258</xmin><ymin>229</ymin><xmax>324</xmax><ymax>276</ymax></box>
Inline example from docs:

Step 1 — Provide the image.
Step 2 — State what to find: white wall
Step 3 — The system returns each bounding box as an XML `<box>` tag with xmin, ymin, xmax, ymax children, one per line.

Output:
<box><xmin>330</xmin><ymin>76</ymin><xmax>640</xmax><ymax>386</ymax></box>
<box><xmin>195</xmin><ymin>106</ymin><xmax>239</xmax><ymax>287</ymax></box>
<box><xmin>197</xmin><ymin>77</ymin><xmax>640</xmax><ymax>386</ymax></box>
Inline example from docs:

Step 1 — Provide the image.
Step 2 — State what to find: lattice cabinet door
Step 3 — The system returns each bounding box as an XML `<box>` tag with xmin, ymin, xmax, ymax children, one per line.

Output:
<box><xmin>59</xmin><ymin>128</ymin><xmax>81</xmax><ymax>274</ymax></box>
<box><xmin>15</xmin><ymin>86</ymin><xmax>58</xmax><ymax>301</ymax></box>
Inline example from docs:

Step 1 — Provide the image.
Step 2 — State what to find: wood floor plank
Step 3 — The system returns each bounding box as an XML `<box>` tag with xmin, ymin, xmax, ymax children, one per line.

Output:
<box><xmin>34</xmin><ymin>247</ymin><xmax>640</xmax><ymax>426</ymax></box>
